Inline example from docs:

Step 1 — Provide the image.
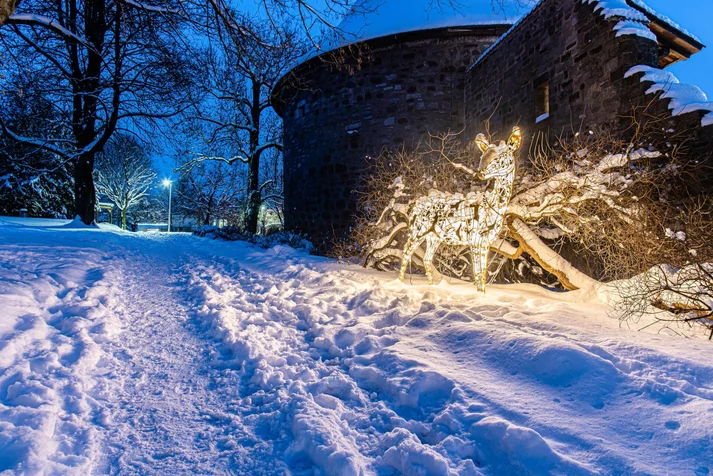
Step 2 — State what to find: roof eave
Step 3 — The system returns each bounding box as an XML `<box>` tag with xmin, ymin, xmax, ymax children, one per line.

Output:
<box><xmin>626</xmin><ymin>0</ymin><xmax>705</xmax><ymax>56</ymax></box>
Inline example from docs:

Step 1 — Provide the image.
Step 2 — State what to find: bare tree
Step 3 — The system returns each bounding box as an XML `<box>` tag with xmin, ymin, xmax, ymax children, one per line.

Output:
<box><xmin>0</xmin><ymin>0</ymin><xmax>194</xmax><ymax>224</ymax></box>
<box><xmin>176</xmin><ymin>160</ymin><xmax>246</xmax><ymax>227</ymax></box>
<box><xmin>184</xmin><ymin>9</ymin><xmax>302</xmax><ymax>234</ymax></box>
<box><xmin>95</xmin><ymin>134</ymin><xmax>157</xmax><ymax>230</ymax></box>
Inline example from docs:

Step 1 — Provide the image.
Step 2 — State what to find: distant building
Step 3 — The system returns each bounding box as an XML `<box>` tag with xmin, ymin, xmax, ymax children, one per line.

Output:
<box><xmin>272</xmin><ymin>0</ymin><xmax>713</xmax><ymax>251</ymax></box>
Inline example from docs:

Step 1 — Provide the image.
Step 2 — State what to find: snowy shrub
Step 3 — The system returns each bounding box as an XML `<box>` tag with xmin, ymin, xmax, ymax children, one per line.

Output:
<box><xmin>611</xmin><ymin>198</ymin><xmax>713</xmax><ymax>338</ymax></box>
<box><xmin>194</xmin><ymin>225</ymin><xmax>221</xmax><ymax>238</ymax></box>
<box><xmin>194</xmin><ymin>225</ymin><xmax>313</xmax><ymax>253</ymax></box>
<box><xmin>352</xmin><ymin>110</ymin><xmax>713</xmax><ymax>337</ymax></box>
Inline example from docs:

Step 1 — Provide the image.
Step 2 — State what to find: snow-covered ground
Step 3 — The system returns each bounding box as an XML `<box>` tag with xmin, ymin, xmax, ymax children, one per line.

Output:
<box><xmin>1</xmin><ymin>218</ymin><xmax>712</xmax><ymax>475</ymax></box>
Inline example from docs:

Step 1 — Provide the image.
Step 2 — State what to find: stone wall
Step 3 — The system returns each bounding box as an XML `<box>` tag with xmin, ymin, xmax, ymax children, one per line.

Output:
<box><xmin>465</xmin><ymin>0</ymin><xmax>659</xmax><ymax>145</ymax></box>
<box><xmin>466</xmin><ymin>0</ymin><xmax>713</xmax><ymax>177</ymax></box>
<box><xmin>274</xmin><ymin>27</ymin><xmax>508</xmax><ymax>250</ymax></box>
<box><xmin>275</xmin><ymin>0</ymin><xmax>713</xmax><ymax>253</ymax></box>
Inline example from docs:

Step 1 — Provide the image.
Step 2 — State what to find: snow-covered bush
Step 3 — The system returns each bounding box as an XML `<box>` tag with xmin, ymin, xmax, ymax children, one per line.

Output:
<box><xmin>611</xmin><ymin>198</ymin><xmax>713</xmax><ymax>338</ymax></box>
<box><xmin>194</xmin><ymin>225</ymin><xmax>313</xmax><ymax>252</ymax></box>
<box><xmin>353</xmin><ymin>115</ymin><xmax>713</xmax><ymax>337</ymax></box>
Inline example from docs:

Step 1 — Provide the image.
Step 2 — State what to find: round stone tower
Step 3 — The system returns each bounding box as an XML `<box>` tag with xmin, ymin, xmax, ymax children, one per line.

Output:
<box><xmin>272</xmin><ymin>0</ymin><xmax>523</xmax><ymax>251</ymax></box>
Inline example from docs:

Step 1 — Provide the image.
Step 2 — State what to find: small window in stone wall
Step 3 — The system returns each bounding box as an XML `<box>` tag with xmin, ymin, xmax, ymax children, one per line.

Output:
<box><xmin>535</xmin><ymin>81</ymin><xmax>550</xmax><ymax>123</ymax></box>
<box><xmin>295</xmin><ymin>100</ymin><xmax>308</xmax><ymax>119</ymax></box>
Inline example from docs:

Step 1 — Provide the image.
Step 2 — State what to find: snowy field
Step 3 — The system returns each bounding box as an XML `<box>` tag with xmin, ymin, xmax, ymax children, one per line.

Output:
<box><xmin>1</xmin><ymin>218</ymin><xmax>712</xmax><ymax>475</ymax></box>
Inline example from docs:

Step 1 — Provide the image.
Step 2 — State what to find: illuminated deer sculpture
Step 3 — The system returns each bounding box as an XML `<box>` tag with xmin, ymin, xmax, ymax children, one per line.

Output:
<box><xmin>398</xmin><ymin>127</ymin><xmax>522</xmax><ymax>292</ymax></box>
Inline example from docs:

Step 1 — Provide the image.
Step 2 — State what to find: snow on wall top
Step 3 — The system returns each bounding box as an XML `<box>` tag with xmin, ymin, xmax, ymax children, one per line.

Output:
<box><xmin>576</xmin><ymin>0</ymin><xmax>654</xmax><ymax>40</ymax></box>
<box><xmin>627</xmin><ymin>0</ymin><xmax>702</xmax><ymax>44</ymax></box>
<box><xmin>625</xmin><ymin>65</ymin><xmax>713</xmax><ymax>127</ymax></box>
<box><xmin>471</xmin><ymin>0</ymin><xmax>655</xmax><ymax>69</ymax></box>
<box><xmin>302</xmin><ymin>0</ymin><xmax>533</xmax><ymax>64</ymax></box>
<box><xmin>335</xmin><ymin>0</ymin><xmax>526</xmax><ymax>44</ymax></box>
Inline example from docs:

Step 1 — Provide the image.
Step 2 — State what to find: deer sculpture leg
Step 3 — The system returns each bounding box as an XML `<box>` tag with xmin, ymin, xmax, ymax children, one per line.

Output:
<box><xmin>399</xmin><ymin>235</ymin><xmax>424</xmax><ymax>282</ymax></box>
<box><xmin>471</xmin><ymin>242</ymin><xmax>489</xmax><ymax>293</ymax></box>
<box><xmin>423</xmin><ymin>235</ymin><xmax>441</xmax><ymax>285</ymax></box>
<box><xmin>478</xmin><ymin>245</ymin><xmax>490</xmax><ymax>293</ymax></box>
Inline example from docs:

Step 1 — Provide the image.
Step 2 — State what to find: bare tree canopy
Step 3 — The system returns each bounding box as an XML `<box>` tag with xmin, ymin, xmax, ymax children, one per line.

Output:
<box><xmin>95</xmin><ymin>134</ymin><xmax>157</xmax><ymax>230</ymax></box>
<box><xmin>176</xmin><ymin>160</ymin><xmax>245</xmax><ymax>227</ymax></box>
<box><xmin>0</xmin><ymin>0</ymin><xmax>195</xmax><ymax>224</ymax></box>
<box><xmin>181</xmin><ymin>6</ymin><xmax>303</xmax><ymax>234</ymax></box>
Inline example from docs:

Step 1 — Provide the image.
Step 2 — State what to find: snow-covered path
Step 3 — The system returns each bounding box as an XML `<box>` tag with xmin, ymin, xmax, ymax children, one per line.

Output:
<box><xmin>1</xmin><ymin>219</ymin><xmax>713</xmax><ymax>475</ymax></box>
<box><xmin>93</xmin><ymin>240</ymin><xmax>267</xmax><ymax>474</ymax></box>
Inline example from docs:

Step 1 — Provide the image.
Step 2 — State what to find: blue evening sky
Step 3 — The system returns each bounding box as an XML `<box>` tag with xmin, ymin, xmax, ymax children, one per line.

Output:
<box><xmin>644</xmin><ymin>0</ymin><xmax>713</xmax><ymax>98</ymax></box>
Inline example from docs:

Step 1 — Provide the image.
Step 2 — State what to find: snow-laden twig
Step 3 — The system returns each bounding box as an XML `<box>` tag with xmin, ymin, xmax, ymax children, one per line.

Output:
<box><xmin>121</xmin><ymin>0</ymin><xmax>179</xmax><ymax>14</ymax></box>
<box><xmin>6</xmin><ymin>14</ymin><xmax>95</xmax><ymax>50</ymax></box>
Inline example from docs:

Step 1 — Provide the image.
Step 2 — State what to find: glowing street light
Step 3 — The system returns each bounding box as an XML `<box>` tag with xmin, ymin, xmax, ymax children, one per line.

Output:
<box><xmin>163</xmin><ymin>179</ymin><xmax>173</xmax><ymax>232</ymax></box>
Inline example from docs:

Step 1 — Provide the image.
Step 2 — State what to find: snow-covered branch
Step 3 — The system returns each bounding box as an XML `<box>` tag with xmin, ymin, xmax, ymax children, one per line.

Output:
<box><xmin>6</xmin><ymin>14</ymin><xmax>94</xmax><ymax>50</ymax></box>
<box><xmin>120</xmin><ymin>0</ymin><xmax>179</xmax><ymax>14</ymax></box>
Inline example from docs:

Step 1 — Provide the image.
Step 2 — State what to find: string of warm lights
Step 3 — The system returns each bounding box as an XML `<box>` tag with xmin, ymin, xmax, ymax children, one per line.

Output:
<box><xmin>399</xmin><ymin>127</ymin><xmax>522</xmax><ymax>292</ymax></box>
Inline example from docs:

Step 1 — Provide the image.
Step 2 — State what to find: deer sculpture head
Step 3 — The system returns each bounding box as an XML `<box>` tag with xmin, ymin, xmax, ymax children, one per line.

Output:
<box><xmin>475</xmin><ymin>127</ymin><xmax>522</xmax><ymax>180</ymax></box>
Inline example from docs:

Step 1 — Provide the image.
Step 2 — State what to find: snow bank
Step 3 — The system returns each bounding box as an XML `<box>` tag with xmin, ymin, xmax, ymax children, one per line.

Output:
<box><xmin>184</xmin><ymin>238</ymin><xmax>713</xmax><ymax>474</ymax></box>
<box><xmin>194</xmin><ymin>225</ymin><xmax>313</xmax><ymax>252</ymax></box>
<box><xmin>0</xmin><ymin>216</ymin><xmax>73</xmax><ymax>227</ymax></box>
<box><xmin>63</xmin><ymin>216</ymin><xmax>99</xmax><ymax>229</ymax></box>
<box><xmin>2</xmin><ymin>222</ymin><xmax>713</xmax><ymax>474</ymax></box>
<box><xmin>625</xmin><ymin>65</ymin><xmax>713</xmax><ymax>127</ymax></box>
<box><xmin>0</xmin><ymin>222</ymin><xmax>122</xmax><ymax>473</ymax></box>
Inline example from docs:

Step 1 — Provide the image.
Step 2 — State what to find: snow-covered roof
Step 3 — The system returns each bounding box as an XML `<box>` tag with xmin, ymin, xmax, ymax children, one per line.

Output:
<box><xmin>331</xmin><ymin>0</ymin><xmax>528</xmax><ymax>48</ymax></box>
<box><xmin>472</xmin><ymin>0</ymin><xmax>658</xmax><ymax>70</ymax></box>
<box><xmin>278</xmin><ymin>0</ymin><xmax>534</xmax><ymax>89</ymax></box>
<box><xmin>627</xmin><ymin>0</ymin><xmax>701</xmax><ymax>44</ymax></box>
<box><xmin>625</xmin><ymin>65</ymin><xmax>713</xmax><ymax>127</ymax></box>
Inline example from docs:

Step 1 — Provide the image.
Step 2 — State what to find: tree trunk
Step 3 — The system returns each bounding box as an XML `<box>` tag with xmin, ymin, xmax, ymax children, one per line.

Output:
<box><xmin>69</xmin><ymin>0</ymin><xmax>106</xmax><ymax>226</ymax></box>
<box><xmin>0</xmin><ymin>0</ymin><xmax>18</xmax><ymax>26</ymax></box>
<box><xmin>121</xmin><ymin>208</ymin><xmax>126</xmax><ymax>230</ymax></box>
<box><xmin>245</xmin><ymin>81</ymin><xmax>262</xmax><ymax>235</ymax></box>
<box><xmin>74</xmin><ymin>152</ymin><xmax>96</xmax><ymax>225</ymax></box>
<box><xmin>246</xmin><ymin>185</ymin><xmax>260</xmax><ymax>234</ymax></box>
<box><xmin>507</xmin><ymin>217</ymin><xmax>601</xmax><ymax>293</ymax></box>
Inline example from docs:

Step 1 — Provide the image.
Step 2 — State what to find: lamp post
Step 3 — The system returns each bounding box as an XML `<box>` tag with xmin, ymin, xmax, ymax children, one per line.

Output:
<box><xmin>163</xmin><ymin>179</ymin><xmax>173</xmax><ymax>232</ymax></box>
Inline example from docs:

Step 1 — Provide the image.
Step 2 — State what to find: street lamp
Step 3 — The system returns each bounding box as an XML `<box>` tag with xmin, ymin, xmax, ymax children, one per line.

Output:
<box><xmin>163</xmin><ymin>179</ymin><xmax>173</xmax><ymax>232</ymax></box>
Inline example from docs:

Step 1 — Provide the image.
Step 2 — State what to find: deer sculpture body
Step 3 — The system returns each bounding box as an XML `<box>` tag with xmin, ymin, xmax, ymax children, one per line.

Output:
<box><xmin>398</xmin><ymin>127</ymin><xmax>522</xmax><ymax>292</ymax></box>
